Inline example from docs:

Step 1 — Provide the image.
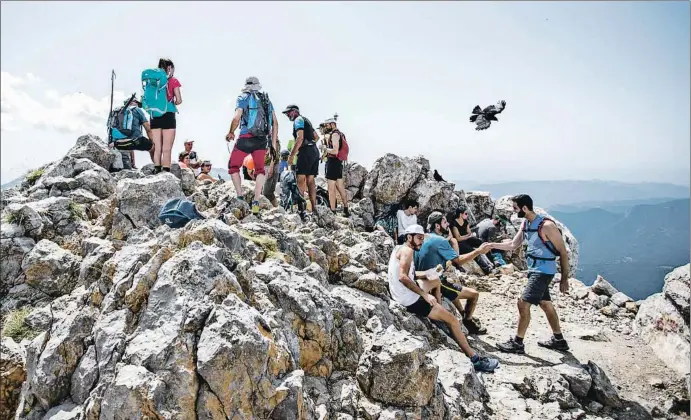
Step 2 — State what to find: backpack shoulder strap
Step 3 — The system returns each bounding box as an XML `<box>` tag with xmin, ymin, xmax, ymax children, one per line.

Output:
<box><xmin>537</xmin><ymin>217</ymin><xmax>560</xmax><ymax>255</ymax></box>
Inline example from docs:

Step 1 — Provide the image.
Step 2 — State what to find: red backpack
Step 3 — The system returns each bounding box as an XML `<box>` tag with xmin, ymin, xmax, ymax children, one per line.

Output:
<box><xmin>331</xmin><ymin>129</ymin><xmax>349</xmax><ymax>161</ymax></box>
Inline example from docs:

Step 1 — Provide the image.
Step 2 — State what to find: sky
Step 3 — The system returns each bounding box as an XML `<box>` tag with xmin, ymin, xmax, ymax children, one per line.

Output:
<box><xmin>1</xmin><ymin>1</ymin><xmax>689</xmax><ymax>187</ymax></box>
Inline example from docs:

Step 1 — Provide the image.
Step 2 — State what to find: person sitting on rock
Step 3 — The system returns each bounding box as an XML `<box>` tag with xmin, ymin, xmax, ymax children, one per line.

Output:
<box><xmin>388</xmin><ymin>224</ymin><xmax>499</xmax><ymax>373</ymax></box>
<box><xmin>374</xmin><ymin>204</ymin><xmax>399</xmax><ymax>240</ymax></box>
<box><xmin>475</xmin><ymin>215</ymin><xmax>508</xmax><ymax>266</ymax></box>
<box><xmin>178</xmin><ymin>151</ymin><xmax>190</xmax><ymax>169</ymax></box>
<box><xmin>448</xmin><ymin>206</ymin><xmax>495</xmax><ymax>275</ymax></box>
<box><xmin>182</xmin><ymin>140</ymin><xmax>200</xmax><ymax>171</ymax></box>
<box><xmin>488</xmin><ymin>194</ymin><xmax>570</xmax><ymax>354</ymax></box>
<box><xmin>396</xmin><ymin>199</ymin><xmax>419</xmax><ymax>245</ymax></box>
<box><xmin>108</xmin><ymin>94</ymin><xmax>154</xmax><ymax>170</ymax></box>
<box><xmin>196</xmin><ymin>160</ymin><xmax>218</xmax><ymax>182</ymax></box>
<box><xmin>415</xmin><ymin>212</ymin><xmax>493</xmax><ymax>334</ymax></box>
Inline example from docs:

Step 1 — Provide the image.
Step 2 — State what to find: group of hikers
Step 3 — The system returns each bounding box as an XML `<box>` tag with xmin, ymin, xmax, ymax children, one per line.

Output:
<box><xmin>108</xmin><ymin>58</ymin><xmax>571</xmax><ymax>375</ymax></box>
<box><xmin>388</xmin><ymin>194</ymin><xmax>571</xmax><ymax>372</ymax></box>
<box><xmin>107</xmin><ymin>60</ymin><xmax>349</xmax><ymax>218</ymax></box>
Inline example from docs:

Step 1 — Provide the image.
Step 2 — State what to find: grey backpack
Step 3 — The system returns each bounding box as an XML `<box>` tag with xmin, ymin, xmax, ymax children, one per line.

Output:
<box><xmin>247</xmin><ymin>92</ymin><xmax>271</xmax><ymax>138</ymax></box>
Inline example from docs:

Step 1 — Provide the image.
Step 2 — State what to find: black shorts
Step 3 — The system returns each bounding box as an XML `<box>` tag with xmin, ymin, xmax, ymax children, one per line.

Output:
<box><xmin>404</xmin><ymin>279</ymin><xmax>463</xmax><ymax>317</ymax></box>
<box><xmin>296</xmin><ymin>144</ymin><xmax>319</xmax><ymax>176</ymax></box>
<box><xmin>113</xmin><ymin>136</ymin><xmax>153</xmax><ymax>151</ymax></box>
<box><xmin>150</xmin><ymin>112</ymin><xmax>176</xmax><ymax>130</ymax></box>
<box><xmin>325</xmin><ymin>158</ymin><xmax>343</xmax><ymax>180</ymax></box>
<box><xmin>521</xmin><ymin>272</ymin><xmax>555</xmax><ymax>305</ymax></box>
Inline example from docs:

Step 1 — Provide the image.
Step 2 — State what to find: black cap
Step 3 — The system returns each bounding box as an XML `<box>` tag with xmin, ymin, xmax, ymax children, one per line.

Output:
<box><xmin>282</xmin><ymin>104</ymin><xmax>299</xmax><ymax>114</ymax></box>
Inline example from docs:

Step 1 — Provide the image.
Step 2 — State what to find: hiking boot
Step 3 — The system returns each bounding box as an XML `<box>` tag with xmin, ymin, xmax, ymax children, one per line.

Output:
<box><xmin>473</xmin><ymin>356</ymin><xmax>499</xmax><ymax>373</ymax></box>
<box><xmin>496</xmin><ymin>338</ymin><xmax>525</xmax><ymax>354</ymax></box>
<box><xmin>538</xmin><ymin>336</ymin><xmax>570</xmax><ymax>351</ymax></box>
<box><xmin>251</xmin><ymin>200</ymin><xmax>260</xmax><ymax>215</ymax></box>
<box><xmin>343</xmin><ymin>206</ymin><xmax>350</xmax><ymax>218</ymax></box>
<box><xmin>463</xmin><ymin>317</ymin><xmax>487</xmax><ymax>335</ymax></box>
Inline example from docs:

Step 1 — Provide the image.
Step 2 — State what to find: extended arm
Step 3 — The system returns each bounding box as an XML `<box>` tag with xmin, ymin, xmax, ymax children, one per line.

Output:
<box><xmin>452</xmin><ymin>243</ymin><xmax>492</xmax><ymax>265</ymax></box>
<box><xmin>488</xmin><ymin>229</ymin><xmax>524</xmax><ymax>251</ymax></box>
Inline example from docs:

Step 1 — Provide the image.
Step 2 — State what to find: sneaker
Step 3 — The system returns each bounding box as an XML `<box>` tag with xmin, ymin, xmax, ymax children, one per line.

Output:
<box><xmin>496</xmin><ymin>338</ymin><xmax>525</xmax><ymax>354</ymax></box>
<box><xmin>473</xmin><ymin>356</ymin><xmax>499</xmax><ymax>373</ymax></box>
<box><xmin>343</xmin><ymin>207</ymin><xmax>350</xmax><ymax>218</ymax></box>
<box><xmin>251</xmin><ymin>200</ymin><xmax>260</xmax><ymax>215</ymax></box>
<box><xmin>537</xmin><ymin>336</ymin><xmax>570</xmax><ymax>351</ymax></box>
<box><xmin>463</xmin><ymin>317</ymin><xmax>487</xmax><ymax>335</ymax></box>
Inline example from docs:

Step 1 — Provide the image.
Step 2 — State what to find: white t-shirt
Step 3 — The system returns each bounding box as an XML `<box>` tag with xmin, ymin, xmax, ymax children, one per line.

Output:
<box><xmin>388</xmin><ymin>245</ymin><xmax>420</xmax><ymax>306</ymax></box>
<box><xmin>397</xmin><ymin>210</ymin><xmax>417</xmax><ymax>234</ymax></box>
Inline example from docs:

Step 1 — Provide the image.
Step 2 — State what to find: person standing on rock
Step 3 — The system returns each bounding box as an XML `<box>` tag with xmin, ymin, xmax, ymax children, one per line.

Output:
<box><xmin>322</xmin><ymin>118</ymin><xmax>350</xmax><ymax>217</ymax></box>
<box><xmin>388</xmin><ymin>224</ymin><xmax>500</xmax><ymax>373</ymax></box>
<box><xmin>415</xmin><ymin>212</ymin><xmax>493</xmax><ymax>335</ymax></box>
<box><xmin>283</xmin><ymin>105</ymin><xmax>320</xmax><ymax>212</ymax></box>
<box><xmin>489</xmin><ymin>194</ymin><xmax>571</xmax><ymax>354</ymax></box>
<box><xmin>146</xmin><ymin>58</ymin><xmax>182</xmax><ymax>174</ymax></box>
<box><xmin>226</xmin><ymin>77</ymin><xmax>279</xmax><ymax>215</ymax></box>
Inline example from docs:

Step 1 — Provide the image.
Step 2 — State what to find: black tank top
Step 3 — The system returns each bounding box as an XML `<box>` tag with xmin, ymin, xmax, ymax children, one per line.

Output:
<box><xmin>292</xmin><ymin>116</ymin><xmax>316</xmax><ymax>148</ymax></box>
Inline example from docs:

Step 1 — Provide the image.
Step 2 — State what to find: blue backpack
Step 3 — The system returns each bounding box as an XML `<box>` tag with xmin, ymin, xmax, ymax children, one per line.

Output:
<box><xmin>107</xmin><ymin>93</ymin><xmax>137</xmax><ymax>141</ymax></box>
<box><xmin>141</xmin><ymin>68</ymin><xmax>172</xmax><ymax>118</ymax></box>
<box><xmin>245</xmin><ymin>92</ymin><xmax>271</xmax><ymax>138</ymax></box>
<box><xmin>158</xmin><ymin>198</ymin><xmax>205</xmax><ymax>228</ymax></box>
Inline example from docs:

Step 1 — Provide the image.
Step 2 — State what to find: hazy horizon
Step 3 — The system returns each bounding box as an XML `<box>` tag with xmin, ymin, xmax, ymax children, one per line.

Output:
<box><xmin>2</xmin><ymin>1</ymin><xmax>689</xmax><ymax>185</ymax></box>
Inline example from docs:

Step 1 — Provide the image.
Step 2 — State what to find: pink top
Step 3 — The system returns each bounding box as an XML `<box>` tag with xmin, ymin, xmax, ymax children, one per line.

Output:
<box><xmin>167</xmin><ymin>77</ymin><xmax>181</xmax><ymax>102</ymax></box>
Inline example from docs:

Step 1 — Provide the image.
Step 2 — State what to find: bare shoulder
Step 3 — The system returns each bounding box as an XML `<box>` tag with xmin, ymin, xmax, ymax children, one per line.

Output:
<box><xmin>398</xmin><ymin>246</ymin><xmax>413</xmax><ymax>260</ymax></box>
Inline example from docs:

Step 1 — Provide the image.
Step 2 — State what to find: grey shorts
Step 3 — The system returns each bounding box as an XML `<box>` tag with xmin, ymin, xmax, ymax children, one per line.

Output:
<box><xmin>521</xmin><ymin>272</ymin><xmax>555</xmax><ymax>305</ymax></box>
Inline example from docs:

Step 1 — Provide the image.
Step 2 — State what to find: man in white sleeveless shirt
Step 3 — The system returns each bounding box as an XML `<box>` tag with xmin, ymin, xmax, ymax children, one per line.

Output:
<box><xmin>388</xmin><ymin>224</ymin><xmax>499</xmax><ymax>373</ymax></box>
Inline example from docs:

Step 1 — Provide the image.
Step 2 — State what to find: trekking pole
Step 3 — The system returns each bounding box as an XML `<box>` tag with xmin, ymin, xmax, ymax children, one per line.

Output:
<box><xmin>108</xmin><ymin>70</ymin><xmax>115</xmax><ymax>143</ymax></box>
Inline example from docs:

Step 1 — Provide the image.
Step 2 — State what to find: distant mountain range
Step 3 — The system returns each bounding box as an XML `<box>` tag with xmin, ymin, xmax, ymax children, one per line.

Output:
<box><xmin>552</xmin><ymin>198</ymin><xmax>690</xmax><ymax>300</ymax></box>
<box><xmin>459</xmin><ymin>180</ymin><xmax>689</xmax><ymax>209</ymax></box>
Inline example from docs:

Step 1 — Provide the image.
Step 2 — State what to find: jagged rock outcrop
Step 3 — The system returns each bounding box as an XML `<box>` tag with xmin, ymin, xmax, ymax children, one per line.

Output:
<box><xmin>635</xmin><ymin>264</ymin><xmax>690</xmax><ymax>376</ymax></box>
<box><xmin>1</xmin><ymin>134</ymin><xmax>685</xmax><ymax>420</ymax></box>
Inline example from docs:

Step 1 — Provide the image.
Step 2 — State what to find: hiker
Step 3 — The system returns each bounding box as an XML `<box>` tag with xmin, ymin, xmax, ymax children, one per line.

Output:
<box><xmin>414</xmin><ymin>212</ymin><xmax>492</xmax><ymax>334</ymax></box>
<box><xmin>196</xmin><ymin>160</ymin><xmax>218</xmax><ymax>182</ymax></box>
<box><xmin>225</xmin><ymin>77</ymin><xmax>279</xmax><ymax>215</ymax></box>
<box><xmin>107</xmin><ymin>94</ymin><xmax>153</xmax><ymax>170</ymax></box>
<box><xmin>322</xmin><ymin>118</ymin><xmax>349</xmax><ymax>217</ymax></box>
<box><xmin>279</xmin><ymin>149</ymin><xmax>290</xmax><ymax>176</ymax></box>
<box><xmin>243</xmin><ymin>155</ymin><xmax>256</xmax><ymax>180</ymax></box>
<box><xmin>146</xmin><ymin>58</ymin><xmax>182</xmax><ymax>174</ymax></box>
<box><xmin>388</xmin><ymin>224</ymin><xmax>499</xmax><ymax>373</ymax></box>
<box><xmin>183</xmin><ymin>140</ymin><xmax>200</xmax><ymax>170</ymax></box>
<box><xmin>475</xmin><ymin>215</ymin><xmax>508</xmax><ymax>266</ymax></box>
<box><xmin>374</xmin><ymin>205</ymin><xmax>399</xmax><ymax>240</ymax></box>
<box><xmin>396</xmin><ymin>199</ymin><xmax>419</xmax><ymax>245</ymax></box>
<box><xmin>449</xmin><ymin>207</ymin><xmax>495</xmax><ymax>275</ymax></box>
<box><xmin>283</xmin><ymin>105</ymin><xmax>320</xmax><ymax>212</ymax></box>
<box><xmin>178</xmin><ymin>151</ymin><xmax>190</xmax><ymax>169</ymax></box>
<box><xmin>279</xmin><ymin>169</ymin><xmax>307</xmax><ymax>220</ymax></box>
<box><xmin>263</xmin><ymin>140</ymin><xmax>281</xmax><ymax>207</ymax></box>
<box><xmin>488</xmin><ymin>194</ymin><xmax>570</xmax><ymax>354</ymax></box>
<box><xmin>286</xmin><ymin>138</ymin><xmax>298</xmax><ymax>171</ymax></box>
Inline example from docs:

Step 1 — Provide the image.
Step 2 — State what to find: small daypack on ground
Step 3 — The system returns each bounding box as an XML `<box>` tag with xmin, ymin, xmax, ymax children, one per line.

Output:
<box><xmin>141</xmin><ymin>68</ymin><xmax>170</xmax><ymax>118</ymax></box>
<box><xmin>107</xmin><ymin>93</ymin><xmax>137</xmax><ymax>141</ymax></box>
<box><xmin>247</xmin><ymin>92</ymin><xmax>271</xmax><ymax>138</ymax></box>
<box><xmin>331</xmin><ymin>129</ymin><xmax>349</xmax><ymax>161</ymax></box>
<box><xmin>521</xmin><ymin>216</ymin><xmax>563</xmax><ymax>257</ymax></box>
<box><xmin>158</xmin><ymin>198</ymin><xmax>205</xmax><ymax>228</ymax></box>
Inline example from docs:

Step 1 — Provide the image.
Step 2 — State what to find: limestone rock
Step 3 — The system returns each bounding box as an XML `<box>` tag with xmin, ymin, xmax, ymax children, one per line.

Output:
<box><xmin>357</xmin><ymin>326</ymin><xmax>437</xmax><ymax>407</ymax></box>
<box><xmin>22</xmin><ymin>239</ymin><xmax>81</xmax><ymax>297</ymax></box>
<box><xmin>343</xmin><ymin>161</ymin><xmax>368</xmax><ymax>201</ymax></box>
<box><xmin>364</xmin><ymin>154</ymin><xmax>423</xmax><ymax>208</ymax></box>
<box><xmin>1</xmin><ymin>337</ymin><xmax>26</xmax><ymax>420</ymax></box>
<box><xmin>66</xmin><ymin>135</ymin><xmax>114</xmax><ymax>171</ymax></box>
<box><xmin>591</xmin><ymin>275</ymin><xmax>619</xmax><ymax>297</ymax></box>
<box><xmin>516</xmin><ymin>367</ymin><xmax>580</xmax><ymax>409</ymax></box>
<box><xmin>610</xmin><ymin>291</ymin><xmax>633</xmax><ymax>307</ymax></box>
<box><xmin>552</xmin><ymin>363</ymin><xmax>592</xmax><ymax>399</ymax></box>
<box><xmin>585</xmin><ymin>360</ymin><xmax>623</xmax><ymax>408</ymax></box>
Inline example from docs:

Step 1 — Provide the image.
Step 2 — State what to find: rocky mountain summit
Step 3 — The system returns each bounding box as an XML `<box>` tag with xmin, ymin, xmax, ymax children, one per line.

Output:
<box><xmin>1</xmin><ymin>135</ymin><xmax>688</xmax><ymax>420</ymax></box>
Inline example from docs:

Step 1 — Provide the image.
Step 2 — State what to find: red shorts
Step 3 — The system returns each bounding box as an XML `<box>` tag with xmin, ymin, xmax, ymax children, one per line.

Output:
<box><xmin>228</xmin><ymin>145</ymin><xmax>267</xmax><ymax>176</ymax></box>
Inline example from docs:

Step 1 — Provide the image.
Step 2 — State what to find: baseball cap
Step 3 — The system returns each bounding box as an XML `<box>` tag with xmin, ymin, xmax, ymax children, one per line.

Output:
<box><xmin>184</xmin><ymin>139</ymin><xmax>194</xmax><ymax>145</ymax></box>
<box><xmin>403</xmin><ymin>224</ymin><xmax>425</xmax><ymax>235</ymax></box>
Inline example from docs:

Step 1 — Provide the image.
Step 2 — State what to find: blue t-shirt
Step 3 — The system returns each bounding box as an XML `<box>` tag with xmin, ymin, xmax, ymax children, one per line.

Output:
<box><xmin>235</xmin><ymin>92</ymin><xmax>274</xmax><ymax>137</ymax></box>
<box><xmin>129</xmin><ymin>107</ymin><xmax>148</xmax><ymax>138</ymax></box>
<box><xmin>414</xmin><ymin>233</ymin><xmax>458</xmax><ymax>271</ymax></box>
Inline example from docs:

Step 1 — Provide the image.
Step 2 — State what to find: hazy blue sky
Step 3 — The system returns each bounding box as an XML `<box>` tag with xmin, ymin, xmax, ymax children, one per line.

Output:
<box><xmin>1</xmin><ymin>1</ymin><xmax>689</xmax><ymax>186</ymax></box>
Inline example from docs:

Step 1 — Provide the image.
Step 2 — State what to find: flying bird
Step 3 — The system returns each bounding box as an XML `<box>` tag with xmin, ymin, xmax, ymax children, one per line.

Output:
<box><xmin>469</xmin><ymin>100</ymin><xmax>507</xmax><ymax>131</ymax></box>
<box><xmin>433</xmin><ymin>170</ymin><xmax>445</xmax><ymax>182</ymax></box>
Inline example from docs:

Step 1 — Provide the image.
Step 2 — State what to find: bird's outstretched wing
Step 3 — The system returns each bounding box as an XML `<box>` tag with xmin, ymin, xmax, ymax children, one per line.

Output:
<box><xmin>475</xmin><ymin>115</ymin><xmax>491</xmax><ymax>130</ymax></box>
<box><xmin>471</xmin><ymin>105</ymin><xmax>482</xmax><ymax>115</ymax></box>
<box><xmin>482</xmin><ymin>100</ymin><xmax>507</xmax><ymax>116</ymax></box>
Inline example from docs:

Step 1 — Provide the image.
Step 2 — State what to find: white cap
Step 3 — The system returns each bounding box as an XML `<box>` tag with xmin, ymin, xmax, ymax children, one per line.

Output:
<box><xmin>323</xmin><ymin>118</ymin><xmax>336</xmax><ymax>124</ymax></box>
<box><xmin>403</xmin><ymin>224</ymin><xmax>425</xmax><ymax>235</ymax></box>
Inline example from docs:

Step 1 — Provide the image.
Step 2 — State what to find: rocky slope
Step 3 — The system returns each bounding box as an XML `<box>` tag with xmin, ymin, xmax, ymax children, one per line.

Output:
<box><xmin>0</xmin><ymin>135</ymin><xmax>688</xmax><ymax>420</ymax></box>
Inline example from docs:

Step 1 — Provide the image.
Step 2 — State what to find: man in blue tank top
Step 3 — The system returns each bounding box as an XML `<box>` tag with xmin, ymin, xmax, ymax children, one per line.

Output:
<box><xmin>487</xmin><ymin>194</ymin><xmax>571</xmax><ymax>354</ymax></box>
